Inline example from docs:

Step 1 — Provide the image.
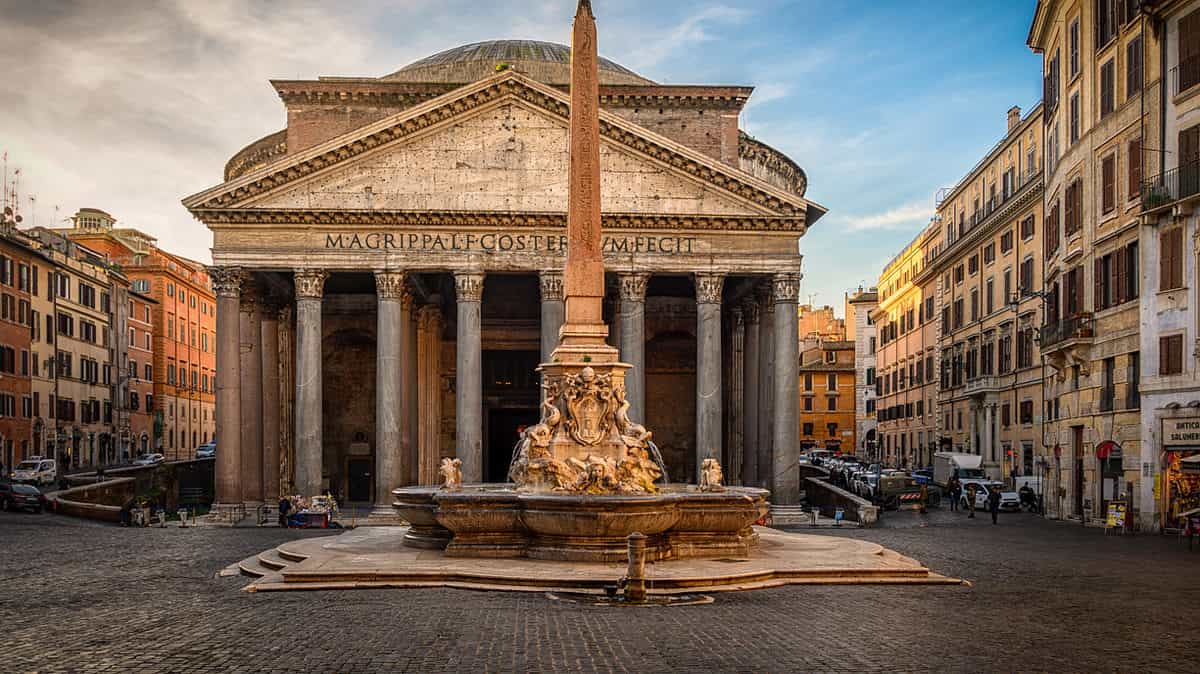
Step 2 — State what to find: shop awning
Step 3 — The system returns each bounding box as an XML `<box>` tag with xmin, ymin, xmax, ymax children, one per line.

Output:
<box><xmin>1096</xmin><ymin>441</ymin><xmax>1122</xmax><ymax>460</ymax></box>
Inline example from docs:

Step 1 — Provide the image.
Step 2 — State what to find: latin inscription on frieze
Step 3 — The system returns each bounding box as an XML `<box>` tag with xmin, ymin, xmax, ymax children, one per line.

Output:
<box><xmin>324</xmin><ymin>232</ymin><xmax>697</xmax><ymax>254</ymax></box>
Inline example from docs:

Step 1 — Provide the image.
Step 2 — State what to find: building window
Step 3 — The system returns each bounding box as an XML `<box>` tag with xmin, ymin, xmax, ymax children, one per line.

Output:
<box><xmin>986</xmin><ymin>278</ymin><xmax>995</xmax><ymax>314</ymax></box>
<box><xmin>1000</xmin><ymin>230</ymin><xmax>1014</xmax><ymax>254</ymax></box>
<box><xmin>1019</xmin><ymin>215</ymin><xmax>1035</xmax><ymax>240</ymax></box>
<box><xmin>1020</xmin><ymin>258</ymin><xmax>1034</xmax><ymax>296</ymax></box>
<box><xmin>1019</xmin><ymin>399</ymin><xmax>1034</xmax><ymax>425</ymax></box>
<box><xmin>1069</xmin><ymin>16</ymin><xmax>1080</xmax><ymax>77</ymax></box>
<box><xmin>804</xmin><ymin>397</ymin><xmax>813</xmax><ymax>412</ymax></box>
<box><xmin>1100</xmin><ymin>59</ymin><xmax>1115</xmax><ymax>118</ymax></box>
<box><xmin>1101</xmin><ymin>357</ymin><xmax>1116</xmax><ymax>412</ymax></box>
<box><xmin>1160</xmin><ymin>335</ymin><xmax>1185</xmax><ymax>375</ymax></box>
<box><xmin>1069</xmin><ymin>92</ymin><xmax>1080</xmax><ymax>144</ymax></box>
<box><xmin>1127</xmin><ymin>139</ymin><xmax>1142</xmax><ymax>203</ymax></box>
<box><xmin>827</xmin><ymin>423</ymin><xmax>838</xmax><ymax>438</ymax></box>
<box><xmin>1045</xmin><ymin>200</ymin><xmax>1060</xmax><ymax>257</ymax></box>
<box><xmin>803</xmin><ymin>422</ymin><xmax>813</xmax><ymax>436</ymax></box>
<box><xmin>1128</xmin><ymin>352</ymin><xmax>1140</xmax><ymax>409</ymax></box>
<box><xmin>1045</xmin><ymin>49</ymin><xmax>1061</xmax><ymax>111</ymax></box>
<box><xmin>1101</xmin><ymin>153</ymin><xmax>1116</xmax><ymax>213</ymax></box>
<box><xmin>1180</xmin><ymin>9</ymin><xmax>1200</xmax><ymax>92</ymax></box>
<box><xmin>983</xmin><ymin>243</ymin><xmax>995</xmax><ymax>265</ymax></box>
<box><xmin>1127</xmin><ymin>34</ymin><xmax>1143</xmax><ymax>100</ymax></box>
<box><xmin>826</xmin><ymin>373</ymin><xmax>837</xmax><ymax>390</ymax></box>
<box><xmin>827</xmin><ymin>397</ymin><xmax>836</xmax><ymax>412</ymax></box>
<box><xmin>1097</xmin><ymin>0</ymin><xmax>1118</xmax><ymax>48</ymax></box>
<box><xmin>804</xmin><ymin>373</ymin><xmax>812</xmax><ymax>391</ymax></box>
<box><xmin>1160</xmin><ymin>227</ymin><xmax>1184</xmax><ymax>290</ymax></box>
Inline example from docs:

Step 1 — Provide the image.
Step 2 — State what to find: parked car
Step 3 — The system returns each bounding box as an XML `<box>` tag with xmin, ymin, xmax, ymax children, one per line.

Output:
<box><xmin>133</xmin><ymin>453</ymin><xmax>165</xmax><ymax>466</ymax></box>
<box><xmin>12</xmin><ymin>458</ymin><xmax>57</xmax><ymax>486</ymax></box>
<box><xmin>911</xmin><ymin>468</ymin><xmax>935</xmax><ymax>485</ymax></box>
<box><xmin>961</xmin><ymin>485</ymin><xmax>1020</xmax><ymax>512</ymax></box>
<box><xmin>0</xmin><ymin>483</ymin><xmax>45</xmax><ymax>513</ymax></box>
<box><xmin>195</xmin><ymin>443</ymin><xmax>216</xmax><ymax>459</ymax></box>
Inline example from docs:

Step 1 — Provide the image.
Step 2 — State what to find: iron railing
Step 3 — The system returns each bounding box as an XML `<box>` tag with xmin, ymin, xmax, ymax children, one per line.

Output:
<box><xmin>1173</xmin><ymin>52</ymin><xmax>1200</xmax><ymax>96</ymax></box>
<box><xmin>1039</xmin><ymin>315</ymin><xmax>1094</xmax><ymax>349</ymax></box>
<box><xmin>1141</xmin><ymin>157</ymin><xmax>1200</xmax><ymax>212</ymax></box>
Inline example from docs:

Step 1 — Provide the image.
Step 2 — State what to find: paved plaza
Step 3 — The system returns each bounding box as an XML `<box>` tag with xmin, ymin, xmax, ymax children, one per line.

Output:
<box><xmin>1</xmin><ymin>509</ymin><xmax>1196</xmax><ymax>673</ymax></box>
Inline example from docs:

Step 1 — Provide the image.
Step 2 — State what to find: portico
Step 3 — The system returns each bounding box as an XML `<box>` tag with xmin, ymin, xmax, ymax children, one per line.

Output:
<box><xmin>185</xmin><ymin>41</ymin><xmax>824</xmax><ymax>506</ymax></box>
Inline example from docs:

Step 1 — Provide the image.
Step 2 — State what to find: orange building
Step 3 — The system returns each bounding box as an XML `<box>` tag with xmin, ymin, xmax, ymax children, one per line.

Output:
<box><xmin>0</xmin><ymin>223</ymin><xmax>35</xmax><ymax>471</ymax></box>
<box><xmin>56</xmin><ymin>209</ymin><xmax>216</xmax><ymax>460</ymax></box>
<box><xmin>798</xmin><ymin>339</ymin><xmax>856</xmax><ymax>453</ymax></box>
<box><xmin>126</xmin><ymin>290</ymin><xmax>157</xmax><ymax>454</ymax></box>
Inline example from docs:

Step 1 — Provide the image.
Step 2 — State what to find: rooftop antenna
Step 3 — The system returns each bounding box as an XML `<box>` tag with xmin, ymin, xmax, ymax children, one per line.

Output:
<box><xmin>28</xmin><ymin>194</ymin><xmax>36</xmax><ymax>228</ymax></box>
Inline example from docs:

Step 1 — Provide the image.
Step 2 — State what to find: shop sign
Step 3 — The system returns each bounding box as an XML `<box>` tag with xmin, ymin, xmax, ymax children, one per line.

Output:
<box><xmin>1105</xmin><ymin>501</ymin><xmax>1127</xmax><ymax>529</ymax></box>
<box><xmin>1161</xmin><ymin>417</ymin><xmax>1200</xmax><ymax>448</ymax></box>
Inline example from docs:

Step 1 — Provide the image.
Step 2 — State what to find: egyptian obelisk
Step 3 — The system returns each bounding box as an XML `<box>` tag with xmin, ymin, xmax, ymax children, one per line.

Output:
<box><xmin>508</xmin><ymin>0</ymin><xmax>663</xmax><ymax>488</ymax></box>
<box><xmin>556</xmin><ymin>0</ymin><xmax>612</xmax><ymax>355</ymax></box>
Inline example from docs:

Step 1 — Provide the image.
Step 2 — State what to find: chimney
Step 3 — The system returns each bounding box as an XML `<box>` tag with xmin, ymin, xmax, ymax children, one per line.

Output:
<box><xmin>1007</xmin><ymin>105</ymin><xmax>1021</xmax><ymax>133</ymax></box>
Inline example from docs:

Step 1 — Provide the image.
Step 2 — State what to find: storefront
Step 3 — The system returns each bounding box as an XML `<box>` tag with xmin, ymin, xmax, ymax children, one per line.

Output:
<box><xmin>1160</xmin><ymin>418</ymin><xmax>1200</xmax><ymax>531</ymax></box>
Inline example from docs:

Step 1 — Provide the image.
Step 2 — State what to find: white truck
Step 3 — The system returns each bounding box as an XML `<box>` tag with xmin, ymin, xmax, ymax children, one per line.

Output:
<box><xmin>933</xmin><ymin>452</ymin><xmax>987</xmax><ymax>488</ymax></box>
<box><xmin>12</xmin><ymin>457</ymin><xmax>57</xmax><ymax>486</ymax></box>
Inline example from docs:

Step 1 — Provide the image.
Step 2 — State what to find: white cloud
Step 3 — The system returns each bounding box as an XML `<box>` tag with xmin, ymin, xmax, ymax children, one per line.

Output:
<box><xmin>622</xmin><ymin>5</ymin><xmax>749</xmax><ymax>72</ymax></box>
<box><xmin>844</xmin><ymin>201</ymin><xmax>932</xmax><ymax>232</ymax></box>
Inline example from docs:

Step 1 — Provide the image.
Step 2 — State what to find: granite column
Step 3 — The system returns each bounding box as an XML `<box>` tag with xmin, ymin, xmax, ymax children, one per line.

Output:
<box><xmin>455</xmin><ymin>272</ymin><xmax>484</xmax><ymax>483</ymax></box>
<box><xmin>757</xmin><ymin>284</ymin><xmax>775</xmax><ymax>490</ymax></box>
<box><xmin>293</xmin><ymin>269</ymin><xmax>327</xmax><ymax>497</ymax></box>
<box><xmin>374</xmin><ymin>271</ymin><xmax>406</xmax><ymax>509</ymax></box>
<box><xmin>239</xmin><ymin>281</ymin><xmax>264</xmax><ymax>505</ymax></box>
<box><xmin>741</xmin><ymin>301</ymin><xmax>760</xmax><ymax>486</ymax></box>
<box><xmin>539</xmin><ymin>271</ymin><xmax>565</xmax><ymax>365</ymax></box>
<box><xmin>695</xmin><ymin>272</ymin><xmax>724</xmax><ymax>481</ymax></box>
<box><xmin>772</xmin><ymin>272</ymin><xmax>802</xmax><ymax>504</ymax></box>
<box><xmin>618</xmin><ymin>273</ymin><xmax>650</xmax><ymax>421</ymax></box>
<box><xmin>211</xmin><ymin>268</ymin><xmax>243</xmax><ymax>509</ymax></box>
<box><xmin>260</xmin><ymin>300</ymin><xmax>281</xmax><ymax>502</ymax></box>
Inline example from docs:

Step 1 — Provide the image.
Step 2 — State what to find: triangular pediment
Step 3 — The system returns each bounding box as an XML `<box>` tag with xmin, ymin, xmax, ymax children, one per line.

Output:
<box><xmin>183</xmin><ymin>71</ymin><xmax>810</xmax><ymax>223</ymax></box>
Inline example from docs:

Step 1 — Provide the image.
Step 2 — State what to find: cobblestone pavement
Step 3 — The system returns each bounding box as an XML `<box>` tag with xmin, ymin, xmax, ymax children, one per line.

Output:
<box><xmin>1</xmin><ymin>507</ymin><xmax>1196</xmax><ymax>673</ymax></box>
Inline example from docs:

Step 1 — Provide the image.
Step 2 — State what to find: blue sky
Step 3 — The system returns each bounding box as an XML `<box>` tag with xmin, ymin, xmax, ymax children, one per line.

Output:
<box><xmin>1</xmin><ymin>1</ymin><xmax>1043</xmax><ymax>314</ymax></box>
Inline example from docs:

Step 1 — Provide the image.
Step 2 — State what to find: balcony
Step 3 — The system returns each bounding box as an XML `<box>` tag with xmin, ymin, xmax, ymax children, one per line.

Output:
<box><xmin>1039</xmin><ymin>315</ymin><xmax>1094</xmax><ymax>350</ymax></box>
<box><xmin>1172</xmin><ymin>52</ymin><xmax>1200</xmax><ymax>97</ymax></box>
<box><xmin>963</xmin><ymin>376</ymin><xmax>1003</xmax><ymax>396</ymax></box>
<box><xmin>1141</xmin><ymin>158</ymin><xmax>1200</xmax><ymax>214</ymax></box>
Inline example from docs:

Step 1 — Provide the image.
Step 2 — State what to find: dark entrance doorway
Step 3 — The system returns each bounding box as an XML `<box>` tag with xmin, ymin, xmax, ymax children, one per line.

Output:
<box><xmin>347</xmin><ymin>458</ymin><xmax>372</xmax><ymax>503</ymax></box>
<box><xmin>1072</xmin><ymin>426</ymin><xmax>1085</xmax><ymax>518</ymax></box>
<box><xmin>486</xmin><ymin>408</ymin><xmax>539</xmax><ymax>482</ymax></box>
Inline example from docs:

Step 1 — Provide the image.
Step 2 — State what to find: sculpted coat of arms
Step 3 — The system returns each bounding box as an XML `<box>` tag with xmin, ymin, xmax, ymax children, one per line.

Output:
<box><xmin>564</xmin><ymin>366</ymin><xmax>616</xmax><ymax>446</ymax></box>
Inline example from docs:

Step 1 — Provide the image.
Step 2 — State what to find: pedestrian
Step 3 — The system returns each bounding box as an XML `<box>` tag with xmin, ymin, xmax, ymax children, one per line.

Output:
<box><xmin>949</xmin><ymin>477</ymin><xmax>961</xmax><ymax>512</ymax></box>
<box><xmin>988</xmin><ymin>485</ymin><xmax>1002</xmax><ymax>525</ymax></box>
<box><xmin>278</xmin><ymin>495</ymin><xmax>292</xmax><ymax>528</ymax></box>
<box><xmin>966</xmin><ymin>482</ymin><xmax>977</xmax><ymax>518</ymax></box>
<box><xmin>919</xmin><ymin>482</ymin><xmax>928</xmax><ymax>515</ymax></box>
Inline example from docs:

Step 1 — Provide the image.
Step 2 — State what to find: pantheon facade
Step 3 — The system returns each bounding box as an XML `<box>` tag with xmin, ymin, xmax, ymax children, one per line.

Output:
<box><xmin>184</xmin><ymin>40</ymin><xmax>825</xmax><ymax>509</ymax></box>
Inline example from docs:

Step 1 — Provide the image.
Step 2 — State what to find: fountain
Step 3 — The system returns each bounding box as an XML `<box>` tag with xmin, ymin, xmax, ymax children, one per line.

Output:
<box><xmin>392</xmin><ymin>0</ymin><xmax>769</xmax><ymax>564</ymax></box>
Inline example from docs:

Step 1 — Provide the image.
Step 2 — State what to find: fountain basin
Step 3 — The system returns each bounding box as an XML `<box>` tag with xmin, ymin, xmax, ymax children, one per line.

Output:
<box><xmin>393</xmin><ymin>484</ymin><xmax>770</xmax><ymax>563</ymax></box>
<box><xmin>391</xmin><ymin>487</ymin><xmax>451</xmax><ymax>550</ymax></box>
<box><xmin>435</xmin><ymin>490</ymin><xmax>527</xmax><ymax>558</ymax></box>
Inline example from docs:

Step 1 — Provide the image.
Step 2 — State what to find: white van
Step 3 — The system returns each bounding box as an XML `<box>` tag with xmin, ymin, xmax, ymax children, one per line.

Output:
<box><xmin>12</xmin><ymin>458</ymin><xmax>57</xmax><ymax>486</ymax></box>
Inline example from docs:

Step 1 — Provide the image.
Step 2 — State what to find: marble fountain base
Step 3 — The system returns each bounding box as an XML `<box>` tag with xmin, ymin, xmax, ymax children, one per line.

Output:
<box><xmin>231</xmin><ymin>484</ymin><xmax>960</xmax><ymax>594</ymax></box>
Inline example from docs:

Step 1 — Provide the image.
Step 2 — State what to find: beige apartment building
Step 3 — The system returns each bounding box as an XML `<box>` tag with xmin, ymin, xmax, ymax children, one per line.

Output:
<box><xmin>871</xmin><ymin>223</ymin><xmax>940</xmax><ymax>468</ymax></box>
<box><xmin>25</xmin><ymin>229</ymin><xmax>116</xmax><ymax>468</ymax></box>
<box><xmin>846</xmin><ymin>288</ymin><xmax>878</xmax><ymax>456</ymax></box>
<box><xmin>1030</xmin><ymin>0</ymin><xmax>1158</xmax><ymax>524</ymax></box>
<box><xmin>1137</xmin><ymin>0</ymin><xmax>1200</xmax><ymax>532</ymax></box>
<box><xmin>916</xmin><ymin>105</ymin><xmax>1046</xmax><ymax>482</ymax></box>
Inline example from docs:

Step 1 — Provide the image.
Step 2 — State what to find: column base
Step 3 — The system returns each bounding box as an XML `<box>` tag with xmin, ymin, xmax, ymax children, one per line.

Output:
<box><xmin>199</xmin><ymin>502</ymin><xmax>249</xmax><ymax>526</ymax></box>
<box><xmin>361</xmin><ymin>505</ymin><xmax>408</xmax><ymax>527</ymax></box>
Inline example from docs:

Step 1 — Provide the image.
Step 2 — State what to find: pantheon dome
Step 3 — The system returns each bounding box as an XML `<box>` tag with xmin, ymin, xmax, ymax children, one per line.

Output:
<box><xmin>379</xmin><ymin>39</ymin><xmax>655</xmax><ymax>86</ymax></box>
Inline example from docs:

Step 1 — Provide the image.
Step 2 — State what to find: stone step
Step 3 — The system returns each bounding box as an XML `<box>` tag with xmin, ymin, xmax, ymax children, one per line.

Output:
<box><xmin>257</xmin><ymin>548</ymin><xmax>290</xmax><ymax>572</ymax></box>
<box><xmin>237</xmin><ymin>555</ymin><xmax>272</xmax><ymax>578</ymax></box>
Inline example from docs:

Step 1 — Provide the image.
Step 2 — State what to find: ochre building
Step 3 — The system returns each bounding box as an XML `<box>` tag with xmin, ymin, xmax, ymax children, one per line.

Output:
<box><xmin>184</xmin><ymin>41</ymin><xmax>826</xmax><ymax>508</ymax></box>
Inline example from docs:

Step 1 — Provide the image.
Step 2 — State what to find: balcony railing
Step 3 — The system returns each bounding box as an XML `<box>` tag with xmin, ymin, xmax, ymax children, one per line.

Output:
<box><xmin>1142</xmin><ymin>157</ymin><xmax>1200</xmax><ymax>212</ymax></box>
<box><xmin>963</xmin><ymin>375</ymin><xmax>1002</xmax><ymax>396</ymax></box>
<box><xmin>1039</xmin><ymin>315</ymin><xmax>1094</xmax><ymax>349</ymax></box>
<box><xmin>1172</xmin><ymin>52</ymin><xmax>1200</xmax><ymax>96</ymax></box>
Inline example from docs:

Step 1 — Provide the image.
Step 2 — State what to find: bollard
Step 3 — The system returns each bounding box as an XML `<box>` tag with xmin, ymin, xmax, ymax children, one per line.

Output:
<box><xmin>625</xmin><ymin>532</ymin><xmax>647</xmax><ymax>602</ymax></box>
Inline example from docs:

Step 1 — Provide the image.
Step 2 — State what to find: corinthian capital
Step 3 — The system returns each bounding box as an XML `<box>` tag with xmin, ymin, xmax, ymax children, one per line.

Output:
<box><xmin>772</xmin><ymin>272</ymin><xmax>802</xmax><ymax>305</ymax></box>
<box><xmin>374</xmin><ymin>270</ymin><xmax>407</xmax><ymax>301</ymax></box>
<box><xmin>742</xmin><ymin>300</ymin><xmax>760</xmax><ymax>325</ymax></box>
<box><xmin>539</xmin><ymin>271</ymin><xmax>564</xmax><ymax>302</ymax></box>
<box><xmin>618</xmin><ymin>272</ymin><xmax>650</xmax><ymax>303</ymax></box>
<box><xmin>209</xmin><ymin>267</ymin><xmax>244</xmax><ymax>299</ymax></box>
<box><xmin>454</xmin><ymin>272</ymin><xmax>485</xmax><ymax>302</ymax></box>
<box><xmin>294</xmin><ymin>269</ymin><xmax>328</xmax><ymax>300</ymax></box>
<box><xmin>694</xmin><ymin>272</ymin><xmax>725</xmax><ymax>305</ymax></box>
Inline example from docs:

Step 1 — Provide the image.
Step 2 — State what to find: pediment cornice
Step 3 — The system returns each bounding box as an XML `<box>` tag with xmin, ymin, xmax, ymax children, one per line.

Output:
<box><xmin>184</xmin><ymin>71</ymin><xmax>809</xmax><ymax>219</ymax></box>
